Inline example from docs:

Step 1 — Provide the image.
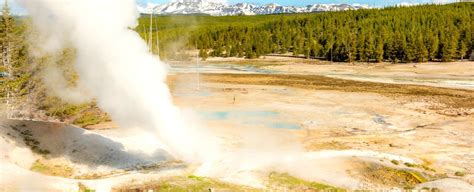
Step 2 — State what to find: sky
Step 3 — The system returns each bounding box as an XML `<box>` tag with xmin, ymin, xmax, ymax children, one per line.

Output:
<box><xmin>2</xmin><ymin>0</ymin><xmax>457</xmax><ymax>15</ymax></box>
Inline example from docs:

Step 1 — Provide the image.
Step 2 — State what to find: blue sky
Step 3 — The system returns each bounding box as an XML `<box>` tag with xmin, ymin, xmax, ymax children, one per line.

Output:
<box><xmin>3</xmin><ymin>0</ymin><xmax>457</xmax><ymax>15</ymax></box>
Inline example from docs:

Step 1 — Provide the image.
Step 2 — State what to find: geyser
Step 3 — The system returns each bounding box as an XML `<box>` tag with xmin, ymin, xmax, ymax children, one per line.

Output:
<box><xmin>16</xmin><ymin>0</ymin><xmax>355</xmax><ymax>188</ymax></box>
<box><xmin>18</xmin><ymin>0</ymin><xmax>218</xmax><ymax>163</ymax></box>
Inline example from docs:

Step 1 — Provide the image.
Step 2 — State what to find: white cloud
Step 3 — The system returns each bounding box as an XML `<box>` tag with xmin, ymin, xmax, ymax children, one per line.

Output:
<box><xmin>396</xmin><ymin>2</ymin><xmax>419</xmax><ymax>6</ymax></box>
<box><xmin>432</xmin><ymin>0</ymin><xmax>456</xmax><ymax>4</ymax></box>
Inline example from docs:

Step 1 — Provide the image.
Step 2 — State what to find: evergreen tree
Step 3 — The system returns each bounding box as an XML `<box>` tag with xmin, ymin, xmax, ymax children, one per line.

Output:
<box><xmin>374</xmin><ymin>36</ymin><xmax>384</xmax><ymax>62</ymax></box>
<box><xmin>347</xmin><ymin>30</ymin><xmax>357</xmax><ymax>62</ymax></box>
<box><xmin>310</xmin><ymin>39</ymin><xmax>321</xmax><ymax>58</ymax></box>
<box><xmin>406</xmin><ymin>33</ymin><xmax>417</xmax><ymax>62</ymax></box>
<box><xmin>1</xmin><ymin>1</ymin><xmax>31</xmax><ymax>118</ymax></box>
<box><xmin>458</xmin><ymin>41</ymin><xmax>468</xmax><ymax>60</ymax></box>
<box><xmin>425</xmin><ymin>32</ymin><xmax>439</xmax><ymax>61</ymax></box>
<box><xmin>360</xmin><ymin>32</ymin><xmax>373</xmax><ymax>62</ymax></box>
<box><xmin>415</xmin><ymin>34</ymin><xmax>428</xmax><ymax>62</ymax></box>
<box><xmin>1</xmin><ymin>0</ymin><xmax>15</xmax><ymax>69</ymax></box>
<box><xmin>184</xmin><ymin>3</ymin><xmax>472</xmax><ymax>63</ymax></box>
<box><xmin>440</xmin><ymin>33</ymin><xmax>458</xmax><ymax>61</ymax></box>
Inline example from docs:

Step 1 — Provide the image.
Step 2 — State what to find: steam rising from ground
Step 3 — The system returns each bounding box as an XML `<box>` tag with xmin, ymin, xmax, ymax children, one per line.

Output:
<box><xmin>17</xmin><ymin>0</ymin><xmax>335</xmax><ymax>188</ymax></box>
<box><xmin>17</xmin><ymin>0</ymin><xmax>313</xmax><ymax>185</ymax></box>
<box><xmin>18</xmin><ymin>0</ymin><xmax>218</xmax><ymax>163</ymax></box>
<box><xmin>9</xmin><ymin>1</ymin><xmax>434</xmax><ymax>189</ymax></box>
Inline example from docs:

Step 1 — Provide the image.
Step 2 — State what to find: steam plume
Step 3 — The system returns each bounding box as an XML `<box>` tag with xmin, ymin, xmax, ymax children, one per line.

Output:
<box><xmin>18</xmin><ymin>0</ymin><xmax>218</xmax><ymax>163</ymax></box>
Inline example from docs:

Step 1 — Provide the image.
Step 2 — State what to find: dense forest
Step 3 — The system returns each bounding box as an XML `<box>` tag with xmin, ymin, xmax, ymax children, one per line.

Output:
<box><xmin>136</xmin><ymin>13</ymin><xmax>292</xmax><ymax>60</ymax></box>
<box><xmin>138</xmin><ymin>3</ymin><xmax>473</xmax><ymax>63</ymax></box>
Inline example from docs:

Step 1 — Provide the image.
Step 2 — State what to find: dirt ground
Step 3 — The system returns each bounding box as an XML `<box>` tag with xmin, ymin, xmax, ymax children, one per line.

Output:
<box><xmin>1</xmin><ymin>58</ymin><xmax>473</xmax><ymax>191</ymax></box>
<box><xmin>171</xmin><ymin>76</ymin><xmax>473</xmax><ymax>177</ymax></box>
<box><xmin>167</xmin><ymin>59</ymin><xmax>474</xmax><ymax>187</ymax></box>
<box><xmin>202</xmin><ymin>56</ymin><xmax>474</xmax><ymax>90</ymax></box>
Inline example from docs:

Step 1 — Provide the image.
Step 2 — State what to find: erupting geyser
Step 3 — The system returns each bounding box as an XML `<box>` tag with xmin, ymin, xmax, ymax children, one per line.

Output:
<box><xmin>18</xmin><ymin>0</ymin><xmax>219</xmax><ymax>163</ymax></box>
<box><xmin>15</xmin><ymin>0</ymin><xmax>373</xmax><ymax>188</ymax></box>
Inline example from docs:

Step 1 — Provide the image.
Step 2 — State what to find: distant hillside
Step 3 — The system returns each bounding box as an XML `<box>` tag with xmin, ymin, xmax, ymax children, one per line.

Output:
<box><xmin>137</xmin><ymin>3</ymin><xmax>473</xmax><ymax>63</ymax></box>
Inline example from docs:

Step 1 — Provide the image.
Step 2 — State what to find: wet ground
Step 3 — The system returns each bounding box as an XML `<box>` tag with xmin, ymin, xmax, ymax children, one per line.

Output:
<box><xmin>186</xmin><ymin>57</ymin><xmax>474</xmax><ymax>90</ymax></box>
<box><xmin>264</xmin><ymin>60</ymin><xmax>474</xmax><ymax>90</ymax></box>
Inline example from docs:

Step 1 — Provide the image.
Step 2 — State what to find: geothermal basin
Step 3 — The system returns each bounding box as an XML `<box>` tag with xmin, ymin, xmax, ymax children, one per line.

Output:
<box><xmin>1</xmin><ymin>60</ymin><xmax>474</xmax><ymax>191</ymax></box>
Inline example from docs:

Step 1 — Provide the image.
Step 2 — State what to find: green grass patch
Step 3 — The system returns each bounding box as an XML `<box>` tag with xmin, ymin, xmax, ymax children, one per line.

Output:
<box><xmin>30</xmin><ymin>160</ymin><xmax>49</xmax><ymax>173</ymax></box>
<box><xmin>114</xmin><ymin>175</ymin><xmax>257</xmax><ymax>192</ymax></box>
<box><xmin>420</xmin><ymin>164</ymin><xmax>436</xmax><ymax>172</ymax></box>
<box><xmin>187</xmin><ymin>175</ymin><xmax>205</xmax><ymax>182</ymax></box>
<box><xmin>403</xmin><ymin>162</ymin><xmax>437</xmax><ymax>174</ymax></box>
<box><xmin>268</xmin><ymin>172</ymin><xmax>345</xmax><ymax>191</ymax></box>
<box><xmin>39</xmin><ymin>97</ymin><xmax>90</xmax><ymax>121</ymax></box>
<box><xmin>391</xmin><ymin>160</ymin><xmax>399</xmax><ymax>165</ymax></box>
<box><xmin>362</xmin><ymin>163</ymin><xmax>428</xmax><ymax>188</ymax></box>
<box><xmin>408</xmin><ymin>170</ymin><xmax>428</xmax><ymax>183</ymax></box>
<box><xmin>78</xmin><ymin>182</ymin><xmax>96</xmax><ymax>192</ymax></box>
<box><xmin>455</xmin><ymin>171</ymin><xmax>466</xmax><ymax>177</ymax></box>
<box><xmin>30</xmin><ymin>160</ymin><xmax>74</xmax><ymax>177</ymax></box>
<box><xmin>72</xmin><ymin>110</ymin><xmax>110</xmax><ymax>127</ymax></box>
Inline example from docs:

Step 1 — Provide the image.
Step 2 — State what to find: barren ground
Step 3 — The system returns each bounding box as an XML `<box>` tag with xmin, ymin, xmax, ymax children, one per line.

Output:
<box><xmin>1</xmin><ymin>59</ymin><xmax>473</xmax><ymax>191</ymax></box>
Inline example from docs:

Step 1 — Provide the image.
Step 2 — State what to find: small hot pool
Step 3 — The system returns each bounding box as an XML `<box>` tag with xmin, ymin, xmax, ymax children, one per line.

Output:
<box><xmin>199</xmin><ymin>110</ymin><xmax>301</xmax><ymax>130</ymax></box>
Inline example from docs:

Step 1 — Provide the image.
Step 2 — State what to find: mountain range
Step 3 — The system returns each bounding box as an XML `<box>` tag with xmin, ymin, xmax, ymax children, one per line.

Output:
<box><xmin>138</xmin><ymin>0</ymin><xmax>371</xmax><ymax>16</ymax></box>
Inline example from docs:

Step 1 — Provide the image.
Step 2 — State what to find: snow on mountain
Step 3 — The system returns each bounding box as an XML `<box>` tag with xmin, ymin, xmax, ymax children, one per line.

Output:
<box><xmin>138</xmin><ymin>0</ymin><xmax>370</xmax><ymax>16</ymax></box>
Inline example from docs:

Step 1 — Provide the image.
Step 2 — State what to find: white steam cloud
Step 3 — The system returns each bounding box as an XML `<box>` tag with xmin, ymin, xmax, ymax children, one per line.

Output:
<box><xmin>16</xmin><ymin>1</ymin><xmax>324</xmax><ymax>186</ymax></box>
<box><xmin>18</xmin><ymin>0</ymin><xmax>219</xmax><ymax>163</ymax></box>
<box><xmin>12</xmin><ymin>1</ymin><xmax>426</xmax><ymax>189</ymax></box>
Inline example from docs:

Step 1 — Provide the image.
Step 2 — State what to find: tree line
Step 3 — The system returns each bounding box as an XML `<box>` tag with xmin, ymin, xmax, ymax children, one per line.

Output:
<box><xmin>136</xmin><ymin>14</ymin><xmax>289</xmax><ymax>60</ymax></box>
<box><xmin>190</xmin><ymin>3</ymin><xmax>473</xmax><ymax>62</ymax></box>
<box><xmin>1</xmin><ymin>2</ymin><xmax>30</xmax><ymax>111</ymax></box>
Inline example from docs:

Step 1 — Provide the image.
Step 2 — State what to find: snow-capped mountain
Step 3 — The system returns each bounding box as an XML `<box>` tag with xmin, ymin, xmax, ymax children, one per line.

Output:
<box><xmin>138</xmin><ymin>0</ymin><xmax>370</xmax><ymax>16</ymax></box>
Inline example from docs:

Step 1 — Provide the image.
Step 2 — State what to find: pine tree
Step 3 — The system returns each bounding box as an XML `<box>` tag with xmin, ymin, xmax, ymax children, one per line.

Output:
<box><xmin>405</xmin><ymin>33</ymin><xmax>416</xmax><ymax>62</ymax></box>
<box><xmin>303</xmin><ymin>38</ymin><xmax>311</xmax><ymax>59</ymax></box>
<box><xmin>310</xmin><ymin>39</ymin><xmax>321</xmax><ymax>58</ymax></box>
<box><xmin>229</xmin><ymin>45</ymin><xmax>237</xmax><ymax>57</ymax></box>
<box><xmin>425</xmin><ymin>32</ymin><xmax>439</xmax><ymax>61</ymax></box>
<box><xmin>393</xmin><ymin>32</ymin><xmax>407</xmax><ymax>62</ymax></box>
<box><xmin>458</xmin><ymin>41</ymin><xmax>468</xmax><ymax>60</ymax></box>
<box><xmin>374</xmin><ymin>36</ymin><xmax>384</xmax><ymax>62</ymax></box>
<box><xmin>415</xmin><ymin>34</ymin><xmax>428</xmax><ymax>62</ymax></box>
<box><xmin>440</xmin><ymin>34</ymin><xmax>458</xmax><ymax>61</ymax></box>
<box><xmin>347</xmin><ymin>30</ymin><xmax>357</xmax><ymax>63</ymax></box>
<box><xmin>1</xmin><ymin>1</ymin><xmax>28</xmax><ymax>118</ymax></box>
<box><xmin>360</xmin><ymin>33</ymin><xmax>373</xmax><ymax>62</ymax></box>
<box><xmin>1</xmin><ymin>0</ymin><xmax>15</xmax><ymax>70</ymax></box>
<box><xmin>324</xmin><ymin>35</ymin><xmax>335</xmax><ymax>61</ymax></box>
